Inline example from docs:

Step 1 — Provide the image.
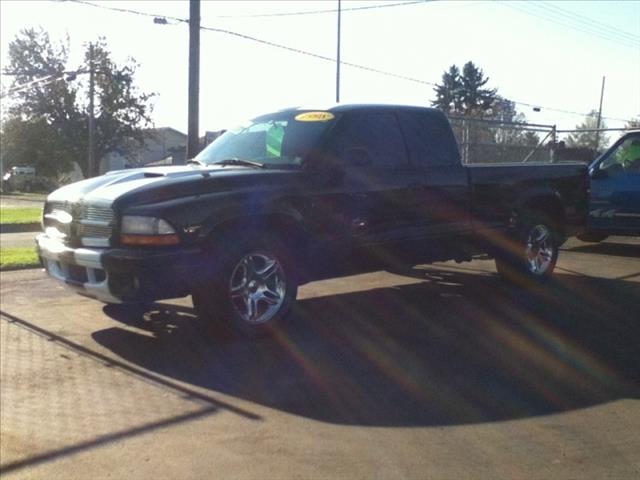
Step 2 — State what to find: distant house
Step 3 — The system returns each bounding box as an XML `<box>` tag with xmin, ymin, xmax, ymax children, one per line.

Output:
<box><xmin>99</xmin><ymin>127</ymin><xmax>187</xmax><ymax>173</ymax></box>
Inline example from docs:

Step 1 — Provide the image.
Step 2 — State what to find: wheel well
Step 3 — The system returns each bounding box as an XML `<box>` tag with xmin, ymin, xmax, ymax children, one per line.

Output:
<box><xmin>518</xmin><ymin>196</ymin><xmax>566</xmax><ymax>236</ymax></box>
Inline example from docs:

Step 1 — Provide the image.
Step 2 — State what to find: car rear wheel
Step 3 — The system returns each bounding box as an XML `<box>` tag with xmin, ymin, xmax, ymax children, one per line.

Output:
<box><xmin>192</xmin><ymin>234</ymin><xmax>298</xmax><ymax>337</ymax></box>
<box><xmin>495</xmin><ymin>214</ymin><xmax>559</xmax><ymax>286</ymax></box>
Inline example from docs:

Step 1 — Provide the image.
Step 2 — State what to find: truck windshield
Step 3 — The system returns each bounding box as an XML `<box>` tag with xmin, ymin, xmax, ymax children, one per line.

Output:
<box><xmin>195</xmin><ymin>111</ymin><xmax>337</xmax><ymax>168</ymax></box>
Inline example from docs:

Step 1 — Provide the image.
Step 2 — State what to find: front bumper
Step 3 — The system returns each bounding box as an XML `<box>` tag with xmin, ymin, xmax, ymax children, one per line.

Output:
<box><xmin>36</xmin><ymin>234</ymin><xmax>207</xmax><ymax>303</ymax></box>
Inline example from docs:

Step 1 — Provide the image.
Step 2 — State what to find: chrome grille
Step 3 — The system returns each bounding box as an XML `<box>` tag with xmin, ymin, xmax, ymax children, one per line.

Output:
<box><xmin>78</xmin><ymin>224</ymin><xmax>112</xmax><ymax>238</ymax></box>
<box><xmin>44</xmin><ymin>201</ymin><xmax>115</xmax><ymax>246</ymax></box>
<box><xmin>80</xmin><ymin>205</ymin><xmax>115</xmax><ymax>223</ymax></box>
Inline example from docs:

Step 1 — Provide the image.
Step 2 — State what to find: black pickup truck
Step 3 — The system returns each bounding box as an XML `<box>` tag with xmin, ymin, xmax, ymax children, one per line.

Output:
<box><xmin>37</xmin><ymin>104</ymin><xmax>588</xmax><ymax>336</ymax></box>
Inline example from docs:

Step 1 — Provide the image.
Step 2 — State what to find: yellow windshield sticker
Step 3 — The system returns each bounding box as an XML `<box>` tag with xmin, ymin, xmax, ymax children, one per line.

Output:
<box><xmin>295</xmin><ymin>111</ymin><xmax>335</xmax><ymax>122</ymax></box>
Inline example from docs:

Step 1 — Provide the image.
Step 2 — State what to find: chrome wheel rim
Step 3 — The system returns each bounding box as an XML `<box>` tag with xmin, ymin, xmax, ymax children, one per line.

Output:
<box><xmin>525</xmin><ymin>224</ymin><xmax>554</xmax><ymax>275</ymax></box>
<box><xmin>229</xmin><ymin>252</ymin><xmax>286</xmax><ymax>324</ymax></box>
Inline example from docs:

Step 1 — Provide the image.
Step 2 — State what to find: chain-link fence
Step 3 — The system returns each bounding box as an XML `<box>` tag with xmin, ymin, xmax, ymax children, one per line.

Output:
<box><xmin>447</xmin><ymin>115</ymin><xmax>557</xmax><ymax>164</ymax></box>
<box><xmin>447</xmin><ymin>115</ymin><xmax>636</xmax><ymax>165</ymax></box>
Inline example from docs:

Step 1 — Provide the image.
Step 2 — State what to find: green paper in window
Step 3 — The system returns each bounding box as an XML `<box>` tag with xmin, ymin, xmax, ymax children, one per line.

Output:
<box><xmin>266</xmin><ymin>123</ymin><xmax>285</xmax><ymax>157</ymax></box>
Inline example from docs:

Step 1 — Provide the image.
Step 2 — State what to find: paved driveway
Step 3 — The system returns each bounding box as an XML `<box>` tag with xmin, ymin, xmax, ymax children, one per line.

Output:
<box><xmin>0</xmin><ymin>232</ymin><xmax>38</xmax><ymax>248</ymax></box>
<box><xmin>1</xmin><ymin>238</ymin><xmax>639</xmax><ymax>479</ymax></box>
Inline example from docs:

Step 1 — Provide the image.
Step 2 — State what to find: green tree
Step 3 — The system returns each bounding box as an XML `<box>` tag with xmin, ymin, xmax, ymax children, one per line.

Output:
<box><xmin>1</xmin><ymin>28</ymin><xmax>154</xmax><ymax>178</ymax></box>
<box><xmin>82</xmin><ymin>39</ymin><xmax>155</xmax><ymax>176</ymax></box>
<box><xmin>432</xmin><ymin>65</ymin><xmax>463</xmax><ymax>114</ymax></box>
<box><xmin>565</xmin><ymin>110</ymin><xmax>609</xmax><ymax>151</ymax></box>
<box><xmin>1</xmin><ymin>117</ymin><xmax>73</xmax><ymax>178</ymax></box>
<box><xmin>432</xmin><ymin>61</ymin><xmax>498</xmax><ymax>117</ymax></box>
<box><xmin>459</xmin><ymin>61</ymin><xmax>498</xmax><ymax>117</ymax></box>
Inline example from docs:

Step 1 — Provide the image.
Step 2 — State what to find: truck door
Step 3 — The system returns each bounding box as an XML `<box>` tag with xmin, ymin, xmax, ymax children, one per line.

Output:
<box><xmin>590</xmin><ymin>133</ymin><xmax>640</xmax><ymax>235</ymax></box>
<box><xmin>318</xmin><ymin>110</ymin><xmax>427</xmax><ymax>247</ymax></box>
<box><xmin>397</xmin><ymin>109</ymin><xmax>473</xmax><ymax>238</ymax></box>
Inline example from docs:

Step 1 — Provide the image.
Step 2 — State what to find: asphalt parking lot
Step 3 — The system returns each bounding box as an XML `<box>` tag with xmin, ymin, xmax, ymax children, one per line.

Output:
<box><xmin>1</xmin><ymin>237</ymin><xmax>639</xmax><ymax>479</ymax></box>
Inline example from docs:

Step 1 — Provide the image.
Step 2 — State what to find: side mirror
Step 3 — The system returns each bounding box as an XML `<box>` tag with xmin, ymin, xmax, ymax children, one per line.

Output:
<box><xmin>591</xmin><ymin>168</ymin><xmax>608</xmax><ymax>180</ymax></box>
<box><xmin>344</xmin><ymin>148</ymin><xmax>372</xmax><ymax>167</ymax></box>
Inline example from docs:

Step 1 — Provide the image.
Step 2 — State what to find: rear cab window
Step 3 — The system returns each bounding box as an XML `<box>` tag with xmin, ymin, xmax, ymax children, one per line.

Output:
<box><xmin>397</xmin><ymin>109</ymin><xmax>461</xmax><ymax>167</ymax></box>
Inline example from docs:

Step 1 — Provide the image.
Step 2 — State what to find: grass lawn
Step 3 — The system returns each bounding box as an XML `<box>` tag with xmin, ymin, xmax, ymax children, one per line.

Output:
<box><xmin>0</xmin><ymin>247</ymin><xmax>40</xmax><ymax>270</ymax></box>
<box><xmin>0</xmin><ymin>207</ymin><xmax>42</xmax><ymax>225</ymax></box>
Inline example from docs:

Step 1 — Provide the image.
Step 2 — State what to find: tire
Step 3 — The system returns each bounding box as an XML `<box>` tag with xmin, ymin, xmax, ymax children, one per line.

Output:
<box><xmin>192</xmin><ymin>233</ymin><xmax>298</xmax><ymax>337</ymax></box>
<box><xmin>495</xmin><ymin>213</ymin><xmax>559</xmax><ymax>286</ymax></box>
<box><xmin>576</xmin><ymin>231</ymin><xmax>608</xmax><ymax>243</ymax></box>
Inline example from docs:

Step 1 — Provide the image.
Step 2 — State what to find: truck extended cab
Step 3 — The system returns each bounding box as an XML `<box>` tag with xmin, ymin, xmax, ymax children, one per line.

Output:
<box><xmin>37</xmin><ymin>104</ymin><xmax>588</xmax><ymax>336</ymax></box>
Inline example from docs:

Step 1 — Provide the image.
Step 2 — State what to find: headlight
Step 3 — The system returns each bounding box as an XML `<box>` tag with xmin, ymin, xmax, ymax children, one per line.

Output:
<box><xmin>121</xmin><ymin>216</ymin><xmax>176</xmax><ymax>235</ymax></box>
<box><xmin>120</xmin><ymin>216</ymin><xmax>179</xmax><ymax>246</ymax></box>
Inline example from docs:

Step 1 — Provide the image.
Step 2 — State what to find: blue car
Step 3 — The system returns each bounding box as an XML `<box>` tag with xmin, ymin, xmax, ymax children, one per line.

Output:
<box><xmin>578</xmin><ymin>130</ymin><xmax>640</xmax><ymax>241</ymax></box>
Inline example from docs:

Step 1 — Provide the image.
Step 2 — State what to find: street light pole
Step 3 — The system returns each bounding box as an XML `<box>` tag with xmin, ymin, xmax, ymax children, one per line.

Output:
<box><xmin>336</xmin><ymin>0</ymin><xmax>341</xmax><ymax>103</ymax></box>
<box><xmin>595</xmin><ymin>76</ymin><xmax>606</xmax><ymax>153</ymax></box>
<box><xmin>187</xmin><ymin>0</ymin><xmax>201</xmax><ymax>159</ymax></box>
<box><xmin>88</xmin><ymin>42</ymin><xmax>96</xmax><ymax>177</ymax></box>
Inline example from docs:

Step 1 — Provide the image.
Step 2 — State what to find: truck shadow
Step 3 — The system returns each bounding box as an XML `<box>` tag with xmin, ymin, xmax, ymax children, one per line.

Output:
<box><xmin>97</xmin><ymin>269</ymin><xmax>640</xmax><ymax>427</ymax></box>
<box><xmin>563</xmin><ymin>241</ymin><xmax>640</xmax><ymax>258</ymax></box>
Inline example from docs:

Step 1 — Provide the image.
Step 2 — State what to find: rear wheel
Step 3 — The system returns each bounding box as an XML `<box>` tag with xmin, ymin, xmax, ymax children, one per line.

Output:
<box><xmin>192</xmin><ymin>234</ymin><xmax>298</xmax><ymax>337</ymax></box>
<box><xmin>495</xmin><ymin>214</ymin><xmax>559</xmax><ymax>286</ymax></box>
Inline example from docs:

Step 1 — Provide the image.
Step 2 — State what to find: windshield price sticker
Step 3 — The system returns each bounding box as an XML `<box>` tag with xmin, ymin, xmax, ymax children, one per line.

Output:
<box><xmin>295</xmin><ymin>112</ymin><xmax>335</xmax><ymax>122</ymax></box>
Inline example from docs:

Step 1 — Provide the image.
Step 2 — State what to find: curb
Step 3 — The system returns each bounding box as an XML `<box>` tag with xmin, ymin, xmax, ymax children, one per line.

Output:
<box><xmin>0</xmin><ymin>223</ymin><xmax>40</xmax><ymax>233</ymax></box>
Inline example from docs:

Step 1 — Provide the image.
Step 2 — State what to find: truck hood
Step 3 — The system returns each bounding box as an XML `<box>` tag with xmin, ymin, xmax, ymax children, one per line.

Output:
<box><xmin>47</xmin><ymin>165</ymin><xmax>302</xmax><ymax>208</ymax></box>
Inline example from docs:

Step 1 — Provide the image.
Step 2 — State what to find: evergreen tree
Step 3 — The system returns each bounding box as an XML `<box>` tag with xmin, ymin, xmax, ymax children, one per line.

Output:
<box><xmin>432</xmin><ymin>65</ymin><xmax>463</xmax><ymax>114</ymax></box>
<box><xmin>431</xmin><ymin>61</ymin><xmax>497</xmax><ymax>117</ymax></box>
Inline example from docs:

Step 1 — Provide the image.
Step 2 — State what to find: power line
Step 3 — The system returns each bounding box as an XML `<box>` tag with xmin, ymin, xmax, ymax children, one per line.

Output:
<box><xmin>0</xmin><ymin>73</ymin><xmax>60</xmax><ymax>98</ymax></box>
<box><xmin>538</xmin><ymin>1</ymin><xmax>639</xmax><ymax>43</ymax></box>
<box><xmin>60</xmin><ymin>0</ymin><xmax>438</xmax><ymax>87</ymax></box>
<box><xmin>198</xmin><ymin>26</ymin><xmax>634</xmax><ymax>122</ymax></box>
<box><xmin>528</xmin><ymin>2</ymin><xmax>640</xmax><ymax>46</ymax></box>
<box><xmin>64</xmin><ymin>0</ymin><xmax>433</xmax><ymax>21</ymax></box>
<box><xmin>496</xmin><ymin>1</ymin><xmax>640</xmax><ymax>50</ymax></box>
<box><xmin>511</xmin><ymin>100</ymin><xmax>631</xmax><ymax>123</ymax></box>
<box><xmin>55</xmin><ymin>0</ymin><xmax>636</xmax><ymax>123</ymax></box>
<box><xmin>204</xmin><ymin>1</ymin><xmax>434</xmax><ymax>18</ymax></box>
<box><xmin>65</xmin><ymin>0</ymin><xmax>186</xmax><ymax>23</ymax></box>
<box><xmin>199</xmin><ymin>24</ymin><xmax>438</xmax><ymax>87</ymax></box>
<box><xmin>498</xmin><ymin>1</ymin><xmax>639</xmax><ymax>49</ymax></box>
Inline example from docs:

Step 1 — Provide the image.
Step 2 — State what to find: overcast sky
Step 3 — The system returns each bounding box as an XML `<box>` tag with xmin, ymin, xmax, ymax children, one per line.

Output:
<box><xmin>1</xmin><ymin>0</ymin><xmax>639</xmax><ymax>134</ymax></box>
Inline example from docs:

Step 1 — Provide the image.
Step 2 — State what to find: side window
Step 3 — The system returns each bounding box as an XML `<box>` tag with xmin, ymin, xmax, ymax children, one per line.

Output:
<box><xmin>601</xmin><ymin>136</ymin><xmax>640</xmax><ymax>175</ymax></box>
<box><xmin>397</xmin><ymin>110</ymin><xmax>461</xmax><ymax>167</ymax></box>
<box><xmin>327</xmin><ymin>112</ymin><xmax>408</xmax><ymax>167</ymax></box>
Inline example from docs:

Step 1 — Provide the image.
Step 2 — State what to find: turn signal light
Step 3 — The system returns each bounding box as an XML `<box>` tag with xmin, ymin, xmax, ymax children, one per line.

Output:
<box><xmin>120</xmin><ymin>234</ymin><xmax>180</xmax><ymax>246</ymax></box>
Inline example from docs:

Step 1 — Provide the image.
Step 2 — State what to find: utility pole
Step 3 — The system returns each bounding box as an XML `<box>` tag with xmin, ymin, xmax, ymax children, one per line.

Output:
<box><xmin>88</xmin><ymin>42</ymin><xmax>96</xmax><ymax>177</ymax></box>
<box><xmin>187</xmin><ymin>0</ymin><xmax>200</xmax><ymax>159</ymax></box>
<box><xmin>595</xmin><ymin>76</ymin><xmax>605</xmax><ymax>153</ymax></box>
<box><xmin>336</xmin><ymin>0</ymin><xmax>341</xmax><ymax>103</ymax></box>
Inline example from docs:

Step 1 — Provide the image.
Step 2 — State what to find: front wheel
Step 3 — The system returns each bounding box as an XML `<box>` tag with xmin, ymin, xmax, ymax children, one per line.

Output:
<box><xmin>495</xmin><ymin>216</ymin><xmax>559</xmax><ymax>286</ymax></box>
<box><xmin>192</xmin><ymin>234</ymin><xmax>298</xmax><ymax>337</ymax></box>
